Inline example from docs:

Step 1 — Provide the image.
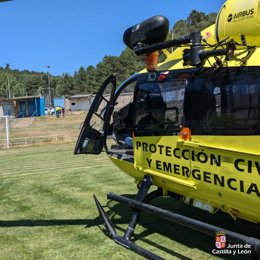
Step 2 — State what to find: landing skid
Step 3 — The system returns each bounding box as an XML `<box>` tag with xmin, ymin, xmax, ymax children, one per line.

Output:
<box><xmin>93</xmin><ymin>175</ymin><xmax>260</xmax><ymax>259</ymax></box>
<box><xmin>94</xmin><ymin>175</ymin><xmax>163</xmax><ymax>260</ymax></box>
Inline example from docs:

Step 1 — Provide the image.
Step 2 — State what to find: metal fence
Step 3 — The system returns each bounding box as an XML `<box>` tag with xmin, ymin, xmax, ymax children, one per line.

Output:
<box><xmin>0</xmin><ymin>133</ymin><xmax>76</xmax><ymax>148</ymax></box>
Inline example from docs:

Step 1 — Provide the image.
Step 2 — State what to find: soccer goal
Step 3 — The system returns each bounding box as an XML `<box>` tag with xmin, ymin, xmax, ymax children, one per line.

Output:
<box><xmin>0</xmin><ymin>116</ymin><xmax>10</xmax><ymax>149</ymax></box>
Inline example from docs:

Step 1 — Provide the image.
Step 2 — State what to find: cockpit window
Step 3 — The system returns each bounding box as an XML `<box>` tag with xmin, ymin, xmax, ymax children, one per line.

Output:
<box><xmin>134</xmin><ymin>77</ymin><xmax>187</xmax><ymax>135</ymax></box>
<box><xmin>161</xmin><ymin>80</ymin><xmax>186</xmax><ymax>127</ymax></box>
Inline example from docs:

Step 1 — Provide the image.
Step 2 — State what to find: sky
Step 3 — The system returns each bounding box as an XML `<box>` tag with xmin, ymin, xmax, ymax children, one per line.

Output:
<box><xmin>0</xmin><ymin>0</ymin><xmax>226</xmax><ymax>76</ymax></box>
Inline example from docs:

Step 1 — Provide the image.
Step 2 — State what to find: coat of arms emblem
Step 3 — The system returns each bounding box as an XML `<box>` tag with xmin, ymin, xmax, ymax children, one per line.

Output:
<box><xmin>215</xmin><ymin>231</ymin><xmax>226</xmax><ymax>249</ymax></box>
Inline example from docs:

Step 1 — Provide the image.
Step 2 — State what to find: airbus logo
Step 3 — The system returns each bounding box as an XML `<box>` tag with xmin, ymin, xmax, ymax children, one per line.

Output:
<box><xmin>227</xmin><ymin>9</ymin><xmax>254</xmax><ymax>22</ymax></box>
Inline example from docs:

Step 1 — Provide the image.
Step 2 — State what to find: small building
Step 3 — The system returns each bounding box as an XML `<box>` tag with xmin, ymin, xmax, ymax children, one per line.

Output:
<box><xmin>0</xmin><ymin>96</ymin><xmax>45</xmax><ymax>117</ymax></box>
<box><xmin>64</xmin><ymin>93</ymin><xmax>134</xmax><ymax>112</ymax></box>
<box><xmin>12</xmin><ymin>96</ymin><xmax>45</xmax><ymax>117</ymax></box>
<box><xmin>66</xmin><ymin>94</ymin><xmax>94</xmax><ymax>112</ymax></box>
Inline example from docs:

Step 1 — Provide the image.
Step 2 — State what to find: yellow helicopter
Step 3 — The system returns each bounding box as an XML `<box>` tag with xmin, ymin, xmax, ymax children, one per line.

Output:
<box><xmin>75</xmin><ymin>0</ymin><xmax>260</xmax><ymax>258</ymax></box>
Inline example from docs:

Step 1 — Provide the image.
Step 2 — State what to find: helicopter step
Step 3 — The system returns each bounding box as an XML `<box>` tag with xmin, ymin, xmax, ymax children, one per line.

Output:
<box><xmin>93</xmin><ymin>175</ymin><xmax>260</xmax><ymax>260</ymax></box>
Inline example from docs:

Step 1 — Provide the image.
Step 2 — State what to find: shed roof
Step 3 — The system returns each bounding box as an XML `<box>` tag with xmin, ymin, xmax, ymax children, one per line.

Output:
<box><xmin>68</xmin><ymin>94</ymin><xmax>93</xmax><ymax>99</ymax></box>
<box><xmin>10</xmin><ymin>95</ymin><xmax>42</xmax><ymax>101</ymax></box>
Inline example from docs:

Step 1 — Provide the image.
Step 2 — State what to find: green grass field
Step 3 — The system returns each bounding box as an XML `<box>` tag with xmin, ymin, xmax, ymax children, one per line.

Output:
<box><xmin>1</xmin><ymin>142</ymin><xmax>259</xmax><ymax>259</ymax></box>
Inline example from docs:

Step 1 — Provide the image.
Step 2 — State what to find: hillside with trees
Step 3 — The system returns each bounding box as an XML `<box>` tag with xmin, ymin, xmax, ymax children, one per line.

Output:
<box><xmin>0</xmin><ymin>10</ymin><xmax>216</xmax><ymax>99</ymax></box>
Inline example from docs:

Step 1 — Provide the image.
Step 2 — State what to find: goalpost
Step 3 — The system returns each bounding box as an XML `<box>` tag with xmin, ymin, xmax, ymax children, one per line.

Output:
<box><xmin>0</xmin><ymin>116</ymin><xmax>10</xmax><ymax>149</ymax></box>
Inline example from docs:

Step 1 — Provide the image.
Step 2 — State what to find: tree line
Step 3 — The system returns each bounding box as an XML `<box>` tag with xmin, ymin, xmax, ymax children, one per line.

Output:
<box><xmin>0</xmin><ymin>10</ymin><xmax>216</xmax><ymax>99</ymax></box>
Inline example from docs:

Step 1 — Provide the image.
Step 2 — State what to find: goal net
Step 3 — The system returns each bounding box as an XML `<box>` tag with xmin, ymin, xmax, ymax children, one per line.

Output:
<box><xmin>0</xmin><ymin>116</ymin><xmax>10</xmax><ymax>149</ymax></box>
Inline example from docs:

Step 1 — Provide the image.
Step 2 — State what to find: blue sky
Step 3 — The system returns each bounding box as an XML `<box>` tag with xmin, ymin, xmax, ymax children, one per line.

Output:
<box><xmin>0</xmin><ymin>0</ymin><xmax>225</xmax><ymax>76</ymax></box>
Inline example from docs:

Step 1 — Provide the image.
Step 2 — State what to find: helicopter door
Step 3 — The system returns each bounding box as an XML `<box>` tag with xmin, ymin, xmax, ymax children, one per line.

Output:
<box><xmin>74</xmin><ymin>75</ymin><xmax>116</xmax><ymax>155</ymax></box>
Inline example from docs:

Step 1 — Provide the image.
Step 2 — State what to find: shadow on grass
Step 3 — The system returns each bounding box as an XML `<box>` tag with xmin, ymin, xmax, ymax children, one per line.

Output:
<box><xmin>103</xmin><ymin>194</ymin><xmax>260</xmax><ymax>260</ymax></box>
<box><xmin>0</xmin><ymin>218</ymin><xmax>101</xmax><ymax>227</ymax></box>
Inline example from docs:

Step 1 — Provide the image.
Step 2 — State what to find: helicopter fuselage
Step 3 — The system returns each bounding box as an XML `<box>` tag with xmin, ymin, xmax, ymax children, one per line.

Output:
<box><xmin>106</xmin><ymin>64</ymin><xmax>260</xmax><ymax>224</ymax></box>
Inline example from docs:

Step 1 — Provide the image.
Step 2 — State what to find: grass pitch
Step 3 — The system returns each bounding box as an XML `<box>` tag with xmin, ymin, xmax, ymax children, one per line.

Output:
<box><xmin>0</xmin><ymin>143</ymin><xmax>259</xmax><ymax>259</ymax></box>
